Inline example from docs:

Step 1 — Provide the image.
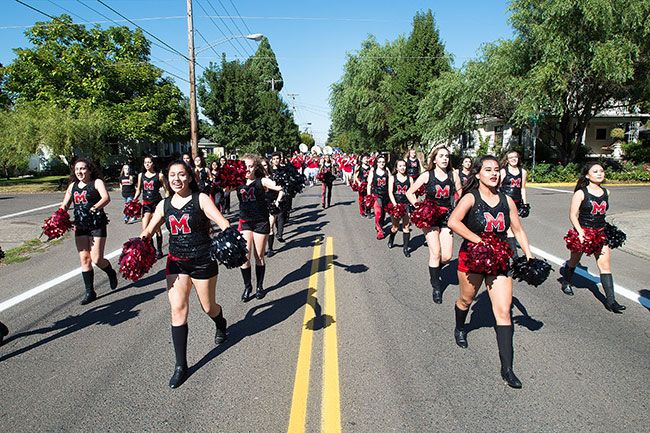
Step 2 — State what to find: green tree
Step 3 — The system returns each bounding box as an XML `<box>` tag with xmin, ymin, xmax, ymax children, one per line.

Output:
<box><xmin>246</xmin><ymin>37</ymin><xmax>284</xmax><ymax>92</ymax></box>
<box><xmin>300</xmin><ymin>132</ymin><xmax>315</xmax><ymax>147</ymax></box>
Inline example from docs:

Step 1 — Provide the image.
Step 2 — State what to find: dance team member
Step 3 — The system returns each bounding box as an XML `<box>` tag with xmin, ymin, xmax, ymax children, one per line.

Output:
<box><xmin>237</xmin><ymin>155</ymin><xmax>285</xmax><ymax>301</ymax></box>
<box><xmin>210</xmin><ymin>160</ymin><xmax>224</xmax><ymax>210</ymax></box>
<box><xmin>354</xmin><ymin>154</ymin><xmax>372</xmax><ymax>217</ymax></box>
<box><xmin>219</xmin><ymin>156</ymin><xmax>231</xmax><ymax>214</ymax></box>
<box><xmin>134</xmin><ymin>156</ymin><xmax>167</xmax><ymax>259</ymax></box>
<box><xmin>387</xmin><ymin>159</ymin><xmax>413</xmax><ymax>256</ymax></box>
<box><xmin>458</xmin><ymin>157</ymin><xmax>472</xmax><ymax>188</ymax></box>
<box><xmin>405</xmin><ymin>148</ymin><xmax>422</xmax><ymax>181</ymax></box>
<box><xmin>367</xmin><ymin>155</ymin><xmax>391</xmax><ymax>239</ymax></box>
<box><xmin>119</xmin><ymin>163</ymin><xmax>136</xmax><ymax>224</ymax></box>
<box><xmin>448</xmin><ymin>155</ymin><xmax>534</xmax><ymax>388</ymax></box>
<box><xmin>499</xmin><ymin>151</ymin><xmax>528</xmax><ymax>256</ymax></box>
<box><xmin>406</xmin><ymin>146</ymin><xmax>461</xmax><ymax>304</ymax></box>
<box><xmin>559</xmin><ymin>162</ymin><xmax>625</xmax><ymax>313</ymax></box>
<box><xmin>320</xmin><ymin>154</ymin><xmax>337</xmax><ymax>208</ymax></box>
<box><xmin>60</xmin><ymin>158</ymin><xmax>117</xmax><ymax>305</ymax></box>
<box><xmin>141</xmin><ymin>160</ymin><xmax>231</xmax><ymax>388</ymax></box>
<box><xmin>194</xmin><ymin>155</ymin><xmax>212</xmax><ymax>195</ymax></box>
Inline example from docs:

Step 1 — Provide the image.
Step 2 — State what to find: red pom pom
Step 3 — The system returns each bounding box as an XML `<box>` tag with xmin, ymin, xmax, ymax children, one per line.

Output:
<box><xmin>385</xmin><ymin>202</ymin><xmax>407</xmax><ymax>219</ymax></box>
<box><xmin>316</xmin><ymin>172</ymin><xmax>325</xmax><ymax>182</ymax></box>
<box><xmin>564</xmin><ymin>227</ymin><xmax>606</xmax><ymax>256</ymax></box>
<box><xmin>416</xmin><ymin>185</ymin><xmax>426</xmax><ymax>197</ymax></box>
<box><xmin>350</xmin><ymin>182</ymin><xmax>359</xmax><ymax>192</ymax></box>
<box><xmin>118</xmin><ymin>237</ymin><xmax>157</xmax><ymax>281</ymax></box>
<box><xmin>42</xmin><ymin>208</ymin><xmax>73</xmax><ymax>240</ymax></box>
<box><xmin>123</xmin><ymin>200</ymin><xmax>142</xmax><ymax>218</ymax></box>
<box><xmin>363</xmin><ymin>194</ymin><xmax>376</xmax><ymax>208</ymax></box>
<box><xmin>218</xmin><ymin>160</ymin><xmax>247</xmax><ymax>189</ymax></box>
<box><xmin>465</xmin><ymin>232</ymin><xmax>513</xmax><ymax>275</ymax></box>
<box><xmin>410</xmin><ymin>199</ymin><xmax>445</xmax><ymax>229</ymax></box>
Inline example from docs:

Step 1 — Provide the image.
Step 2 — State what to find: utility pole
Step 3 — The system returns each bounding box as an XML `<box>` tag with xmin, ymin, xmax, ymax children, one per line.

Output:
<box><xmin>267</xmin><ymin>78</ymin><xmax>283</xmax><ymax>91</ymax></box>
<box><xmin>187</xmin><ymin>0</ymin><xmax>199</xmax><ymax>158</ymax></box>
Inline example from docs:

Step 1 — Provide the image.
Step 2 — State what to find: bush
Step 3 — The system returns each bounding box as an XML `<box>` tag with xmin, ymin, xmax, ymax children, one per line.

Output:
<box><xmin>610</xmin><ymin>128</ymin><xmax>625</xmax><ymax>140</ymax></box>
<box><xmin>528</xmin><ymin>161</ymin><xmax>650</xmax><ymax>183</ymax></box>
<box><xmin>622</xmin><ymin>141</ymin><xmax>650</xmax><ymax>163</ymax></box>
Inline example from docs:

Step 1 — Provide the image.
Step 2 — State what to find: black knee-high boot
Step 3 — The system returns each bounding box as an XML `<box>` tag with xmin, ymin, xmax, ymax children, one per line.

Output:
<box><xmin>98</xmin><ymin>262</ymin><xmax>118</xmax><ymax>290</ymax></box>
<box><xmin>268</xmin><ymin>234</ymin><xmax>275</xmax><ymax>251</ymax></box>
<box><xmin>403</xmin><ymin>232</ymin><xmax>411</xmax><ymax>257</ymax></box>
<box><xmin>210</xmin><ymin>308</ymin><xmax>227</xmax><ymax>344</ymax></box>
<box><xmin>507</xmin><ymin>237</ymin><xmax>518</xmax><ymax>258</ymax></box>
<box><xmin>240</xmin><ymin>267</ymin><xmax>253</xmax><ymax>301</ymax></box>
<box><xmin>156</xmin><ymin>234</ymin><xmax>164</xmax><ymax>258</ymax></box>
<box><xmin>169</xmin><ymin>324</ymin><xmax>188</xmax><ymax>388</ymax></box>
<box><xmin>454</xmin><ymin>305</ymin><xmax>470</xmax><ymax>348</ymax></box>
<box><xmin>561</xmin><ymin>264</ymin><xmax>576</xmax><ymax>295</ymax></box>
<box><xmin>429</xmin><ymin>266</ymin><xmax>442</xmax><ymax>304</ymax></box>
<box><xmin>601</xmin><ymin>273</ymin><xmax>626</xmax><ymax>313</ymax></box>
<box><xmin>495</xmin><ymin>325</ymin><xmax>521</xmax><ymax>388</ymax></box>
<box><xmin>255</xmin><ymin>265</ymin><xmax>266</xmax><ymax>299</ymax></box>
<box><xmin>80</xmin><ymin>269</ymin><xmax>96</xmax><ymax>305</ymax></box>
<box><xmin>387</xmin><ymin>231</ymin><xmax>396</xmax><ymax>248</ymax></box>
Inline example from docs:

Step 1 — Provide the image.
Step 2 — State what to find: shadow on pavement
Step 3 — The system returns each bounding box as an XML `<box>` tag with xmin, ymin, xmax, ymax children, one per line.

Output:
<box><xmin>638</xmin><ymin>289</ymin><xmax>650</xmax><ymax>312</ymax></box>
<box><xmin>0</xmin><ymin>270</ymin><xmax>167</xmax><ymax>363</ymax></box>
<box><xmin>465</xmin><ymin>291</ymin><xmax>544</xmax><ymax>333</ymax></box>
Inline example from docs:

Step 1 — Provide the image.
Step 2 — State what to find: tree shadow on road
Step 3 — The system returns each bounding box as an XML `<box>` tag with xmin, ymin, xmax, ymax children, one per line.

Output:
<box><xmin>0</xmin><ymin>270</ymin><xmax>167</xmax><ymax>363</ymax></box>
<box><xmin>285</xmin><ymin>208</ymin><xmax>326</xmax><ymax>227</ymax></box>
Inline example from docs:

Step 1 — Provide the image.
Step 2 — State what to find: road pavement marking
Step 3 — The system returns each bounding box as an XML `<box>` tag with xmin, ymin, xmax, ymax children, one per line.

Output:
<box><xmin>530</xmin><ymin>186</ymin><xmax>572</xmax><ymax>194</ymax></box>
<box><xmin>0</xmin><ymin>203</ymin><xmax>59</xmax><ymax>220</ymax></box>
<box><xmin>322</xmin><ymin>237</ymin><xmax>342</xmax><ymax>433</ymax></box>
<box><xmin>530</xmin><ymin>245</ymin><xmax>650</xmax><ymax>308</ymax></box>
<box><xmin>287</xmin><ymin>239</ymin><xmax>322</xmax><ymax>433</ymax></box>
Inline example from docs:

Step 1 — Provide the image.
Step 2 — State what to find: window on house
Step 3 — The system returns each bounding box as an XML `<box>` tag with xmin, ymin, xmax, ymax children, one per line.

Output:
<box><xmin>595</xmin><ymin>128</ymin><xmax>607</xmax><ymax>140</ymax></box>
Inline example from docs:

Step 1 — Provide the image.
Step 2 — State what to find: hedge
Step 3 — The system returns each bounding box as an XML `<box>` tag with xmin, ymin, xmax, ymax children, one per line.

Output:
<box><xmin>529</xmin><ymin>162</ymin><xmax>650</xmax><ymax>183</ymax></box>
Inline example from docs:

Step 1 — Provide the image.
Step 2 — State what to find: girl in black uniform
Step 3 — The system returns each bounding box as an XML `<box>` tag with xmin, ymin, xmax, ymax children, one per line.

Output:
<box><xmin>559</xmin><ymin>162</ymin><xmax>625</xmax><ymax>313</ymax></box>
<box><xmin>458</xmin><ymin>157</ymin><xmax>472</xmax><ymax>188</ymax></box>
<box><xmin>405</xmin><ymin>148</ymin><xmax>423</xmax><ymax>181</ymax></box>
<box><xmin>499</xmin><ymin>151</ymin><xmax>529</xmax><ymax>256</ymax></box>
<box><xmin>194</xmin><ymin>155</ymin><xmax>212</xmax><ymax>195</ymax></box>
<box><xmin>448</xmin><ymin>155</ymin><xmax>535</xmax><ymax>388</ymax></box>
<box><xmin>141</xmin><ymin>160</ymin><xmax>231</xmax><ymax>388</ymax></box>
<box><xmin>134</xmin><ymin>156</ymin><xmax>168</xmax><ymax>259</ymax></box>
<box><xmin>237</xmin><ymin>155</ymin><xmax>285</xmax><ymax>301</ymax></box>
<box><xmin>354</xmin><ymin>154</ymin><xmax>372</xmax><ymax>217</ymax></box>
<box><xmin>210</xmin><ymin>160</ymin><xmax>223</xmax><ymax>210</ymax></box>
<box><xmin>406</xmin><ymin>146</ymin><xmax>462</xmax><ymax>304</ymax></box>
<box><xmin>367</xmin><ymin>155</ymin><xmax>391</xmax><ymax>239</ymax></box>
<box><xmin>219</xmin><ymin>156</ymin><xmax>232</xmax><ymax>214</ymax></box>
<box><xmin>119</xmin><ymin>164</ymin><xmax>136</xmax><ymax>224</ymax></box>
<box><xmin>60</xmin><ymin>158</ymin><xmax>118</xmax><ymax>305</ymax></box>
<box><xmin>261</xmin><ymin>159</ymin><xmax>278</xmax><ymax>257</ymax></box>
<box><xmin>320</xmin><ymin>154</ymin><xmax>337</xmax><ymax>208</ymax></box>
<box><xmin>388</xmin><ymin>159</ymin><xmax>413</xmax><ymax>256</ymax></box>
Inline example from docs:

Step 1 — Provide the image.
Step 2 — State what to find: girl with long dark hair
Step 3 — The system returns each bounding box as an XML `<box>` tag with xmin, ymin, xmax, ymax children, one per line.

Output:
<box><xmin>448</xmin><ymin>155</ymin><xmax>535</xmax><ymax>388</ymax></box>
<box><xmin>387</xmin><ymin>159</ymin><xmax>413</xmax><ymax>256</ymax></box>
<box><xmin>458</xmin><ymin>157</ymin><xmax>472</xmax><ymax>188</ymax></box>
<box><xmin>141</xmin><ymin>160</ymin><xmax>231</xmax><ymax>388</ymax></box>
<box><xmin>404</xmin><ymin>148</ymin><xmax>423</xmax><ymax>181</ymax></box>
<box><xmin>559</xmin><ymin>162</ymin><xmax>625</xmax><ymax>313</ymax></box>
<box><xmin>353</xmin><ymin>154</ymin><xmax>372</xmax><ymax>218</ymax></box>
<box><xmin>499</xmin><ymin>151</ymin><xmax>529</xmax><ymax>256</ymax></box>
<box><xmin>134</xmin><ymin>156</ymin><xmax>168</xmax><ymax>259</ymax></box>
<box><xmin>367</xmin><ymin>155</ymin><xmax>391</xmax><ymax>239</ymax></box>
<box><xmin>320</xmin><ymin>154</ymin><xmax>337</xmax><ymax>208</ymax></box>
<box><xmin>406</xmin><ymin>146</ymin><xmax>462</xmax><ymax>304</ymax></box>
<box><xmin>194</xmin><ymin>154</ymin><xmax>212</xmax><ymax>195</ymax></box>
<box><xmin>210</xmin><ymin>160</ymin><xmax>223</xmax><ymax>210</ymax></box>
<box><xmin>60</xmin><ymin>158</ymin><xmax>118</xmax><ymax>305</ymax></box>
<box><xmin>237</xmin><ymin>154</ymin><xmax>285</xmax><ymax>301</ymax></box>
<box><xmin>219</xmin><ymin>156</ymin><xmax>231</xmax><ymax>214</ymax></box>
<box><xmin>119</xmin><ymin>164</ymin><xmax>136</xmax><ymax>224</ymax></box>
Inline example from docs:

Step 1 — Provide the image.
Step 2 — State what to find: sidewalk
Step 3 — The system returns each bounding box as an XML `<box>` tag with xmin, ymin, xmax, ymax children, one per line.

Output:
<box><xmin>609</xmin><ymin>210</ymin><xmax>650</xmax><ymax>261</ymax></box>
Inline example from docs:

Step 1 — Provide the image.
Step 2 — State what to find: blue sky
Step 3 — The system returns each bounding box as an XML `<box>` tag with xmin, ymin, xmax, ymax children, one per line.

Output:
<box><xmin>1</xmin><ymin>0</ymin><xmax>514</xmax><ymax>146</ymax></box>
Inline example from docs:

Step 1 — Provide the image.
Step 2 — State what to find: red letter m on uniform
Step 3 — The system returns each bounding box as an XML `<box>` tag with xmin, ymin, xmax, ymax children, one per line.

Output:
<box><xmin>169</xmin><ymin>214</ymin><xmax>191</xmax><ymax>235</ymax></box>
<box><xmin>73</xmin><ymin>191</ymin><xmax>87</xmax><ymax>204</ymax></box>
<box><xmin>591</xmin><ymin>201</ymin><xmax>606</xmax><ymax>215</ymax></box>
<box><xmin>143</xmin><ymin>180</ymin><xmax>154</xmax><ymax>190</ymax></box>
<box><xmin>435</xmin><ymin>185</ymin><xmax>450</xmax><ymax>199</ymax></box>
<box><xmin>484</xmin><ymin>212</ymin><xmax>506</xmax><ymax>232</ymax></box>
<box><xmin>509</xmin><ymin>178</ymin><xmax>521</xmax><ymax>188</ymax></box>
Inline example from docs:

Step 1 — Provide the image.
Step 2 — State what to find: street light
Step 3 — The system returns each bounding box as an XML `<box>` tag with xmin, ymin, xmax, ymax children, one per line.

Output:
<box><xmin>196</xmin><ymin>34</ymin><xmax>264</xmax><ymax>55</ymax></box>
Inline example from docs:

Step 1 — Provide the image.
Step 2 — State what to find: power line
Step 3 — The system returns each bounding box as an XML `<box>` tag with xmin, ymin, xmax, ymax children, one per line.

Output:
<box><xmin>227</xmin><ymin>0</ymin><xmax>253</xmax><ymax>33</ymax></box>
<box><xmin>200</xmin><ymin>0</ymin><xmax>251</xmax><ymax>57</ymax></box>
<box><xmin>215</xmin><ymin>0</ymin><xmax>256</xmax><ymax>53</ymax></box>
<box><xmin>194</xmin><ymin>0</ymin><xmax>245</xmax><ymax>59</ymax></box>
<box><xmin>195</xmin><ymin>27</ymin><xmax>222</xmax><ymax>62</ymax></box>
<box><xmin>46</xmin><ymin>0</ymin><xmax>86</xmax><ymax>22</ymax></box>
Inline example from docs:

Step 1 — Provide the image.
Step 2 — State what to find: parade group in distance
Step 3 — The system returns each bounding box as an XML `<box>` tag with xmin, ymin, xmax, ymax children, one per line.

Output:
<box><xmin>0</xmin><ymin>146</ymin><xmax>628</xmax><ymax>390</ymax></box>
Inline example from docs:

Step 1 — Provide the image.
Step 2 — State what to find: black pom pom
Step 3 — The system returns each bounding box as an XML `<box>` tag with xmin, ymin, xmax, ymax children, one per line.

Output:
<box><xmin>518</xmin><ymin>203</ymin><xmax>530</xmax><ymax>218</ymax></box>
<box><xmin>511</xmin><ymin>256</ymin><xmax>553</xmax><ymax>287</ymax></box>
<box><xmin>74</xmin><ymin>208</ymin><xmax>109</xmax><ymax>230</ymax></box>
<box><xmin>604</xmin><ymin>222</ymin><xmax>626</xmax><ymax>249</ymax></box>
<box><xmin>268</xmin><ymin>201</ymin><xmax>282</xmax><ymax>215</ymax></box>
<box><xmin>272</xmin><ymin>165</ymin><xmax>305</xmax><ymax>198</ymax></box>
<box><xmin>209</xmin><ymin>227</ymin><xmax>249</xmax><ymax>269</ymax></box>
<box><xmin>0</xmin><ymin>246</ymin><xmax>5</xmax><ymax>261</ymax></box>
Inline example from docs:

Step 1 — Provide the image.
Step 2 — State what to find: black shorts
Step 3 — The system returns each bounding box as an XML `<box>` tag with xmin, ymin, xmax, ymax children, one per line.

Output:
<box><xmin>75</xmin><ymin>225</ymin><xmax>107</xmax><ymax>238</ymax></box>
<box><xmin>166</xmin><ymin>255</ymin><xmax>219</xmax><ymax>279</ymax></box>
<box><xmin>142</xmin><ymin>200</ymin><xmax>160</xmax><ymax>214</ymax></box>
<box><xmin>238</xmin><ymin>219</ymin><xmax>271</xmax><ymax>235</ymax></box>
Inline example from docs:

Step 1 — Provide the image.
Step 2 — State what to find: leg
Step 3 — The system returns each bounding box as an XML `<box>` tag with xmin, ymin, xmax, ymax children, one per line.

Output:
<box><xmin>76</xmin><ymin>235</ymin><xmax>96</xmax><ymax>305</ymax></box>
<box><xmin>454</xmin><ymin>271</ymin><xmax>483</xmax><ymax>348</ymax></box>
<box><xmin>486</xmin><ymin>275</ymin><xmax>521</xmax><ymax>388</ymax></box>
<box><xmin>506</xmin><ymin>227</ymin><xmax>518</xmax><ymax>258</ymax></box>
<box><xmin>252</xmin><ymin>232</ymin><xmax>268</xmax><ymax>299</ymax></box>
<box><xmin>327</xmin><ymin>182</ymin><xmax>333</xmax><ymax>207</ymax></box>
<box><xmin>439</xmin><ymin>227</ymin><xmax>454</xmax><ymax>265</ymax></box>
<box><xmin>166</xmin><ymin>273</ymin><xmax>192</xmax><ymax>388</ymax></box>
<box><xmin>402</xmin><ymin>214</ymin><xmax>411</xmax><ymax>257</ymax></box>
<box><xmin>388</xmin><ymin>215</ymin><xmax>399</xmax><ymax>248</ymax></box>
<box><xmin>424</xmin><ymin>228</ymin><xmax>443</xmax><ymax>303</ymax></box>
<box><xmin>276</xmin><ymin>210</ymin><xmax>286</xmax><ymax>241</ymax></box>
<box><xmin>561</xmin><ymin>251</ymin><xmax>583</xmax><ymax>295</ymax></box>
<box><xmin>321</xmin><ymin>183</ymin><xmax>326</xmax><ymax>207</ymax></box>
<box><xmin>239</xmin><ymin>230</ymin><xmax>254</xmax><ymax>301</ymax></box>
<box><xmin>373</xmin><ymin>197</ymin><xmax>385</xmax><ymax>238</ymax></box>
<box><xmin>596</xmin><ymin>246</ymin><xmax>625</xmax><ymax>312</ymax></box>
<box><xmin>358</xmin><ymin>191</ymin><xmax>365</xmax><ymax>216</ymax></box>
<box><xmin>267</xmin><ymin>214</ymin><xmax>276</xmax><ymax>257</ymax></box>
<box><xmin>193</xmin><ymin>276</ymin><xmax>228</xmax><ymax>343</ymax></box>
<box><xmin>90</xmin><ymin>236</ymin><xmax>118</xmax><ymax>290</ymax></box>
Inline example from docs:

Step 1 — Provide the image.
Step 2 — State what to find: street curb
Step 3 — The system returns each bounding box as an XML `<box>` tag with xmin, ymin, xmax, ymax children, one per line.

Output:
<box><xmin>528</xmin><ymin>182</ymin><xmax>650</xmax><ymax>187</ymax></box>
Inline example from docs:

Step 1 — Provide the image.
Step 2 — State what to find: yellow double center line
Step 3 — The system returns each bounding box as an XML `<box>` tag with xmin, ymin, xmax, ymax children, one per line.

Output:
<box><xmin>287</xmin><ymin>237</ymin><xmax>341</xmax><ymax>433</ymax></box>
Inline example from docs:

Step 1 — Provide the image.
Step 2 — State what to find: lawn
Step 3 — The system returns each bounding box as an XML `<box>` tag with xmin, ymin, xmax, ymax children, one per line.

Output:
<box><xmin>0</xmin><ymin>175</ymin><xmax>68</xmax><ymax>193</ymax></box>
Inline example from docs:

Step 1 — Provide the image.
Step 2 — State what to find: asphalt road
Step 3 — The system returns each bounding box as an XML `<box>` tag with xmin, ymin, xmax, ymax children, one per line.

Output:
<box><xmin>0</xmin><ymin>184</ymin><xmax>648</xmax><ymax>432</ymax></box>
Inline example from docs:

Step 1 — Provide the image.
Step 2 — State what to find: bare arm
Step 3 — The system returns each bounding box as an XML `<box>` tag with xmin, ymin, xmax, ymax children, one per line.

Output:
<box><xmin>133</xmin><ymin>173</ymin><xmax>142</xmax><ymax>200</ymax></box>
<box><xmin>447</xmin><ymin>194</ymin><xmax>481</xmax><ymax>244</ymax></box>
<box><xmin>406</xmin><ymin>171</ymin><xmax>428</xmax><ymax>206</ymax></box>
<box><xmin>499</xmin><ymin>169</ymin><xmax>506</xmax><ymax>188</ymax></box>
<box><xmin>388</xmin><ymin>175</ymin><xmax>397</xmax><ymax>206</ymax></box>
<box><xmin>507</xmin><ymin>196</ymin><xmax>533</xmax><ymax>259</ymax></box>
<box><xmin>262</xmin><ymin>177</ymin><xmax>285</xmax><ymax>203</ymax></box>
<box><xmin>140</xmin><ymin>200</ymin><xmax>165</xmax><ymax>238</ymax></box>
<box><xmin>92</xmin><ymin>179</ymin><xmax>110</xmax><ymax>211</ymax></box>
<box><xmin>521</xmin><ymin>169</ymin><xmax>528</xmax><ymax>204</ymax></box>
<box><xmin>199</xmin><ymin>193</ymin><xmax>230</xmax><ymax>230</ymax></box>
<box><xmin>160</xmin><ymin>172</ymin><xmax>170</xmax><ymax>197</ymax></box>
<box><xmin>60</xmin><ymin>183</ymin><xmax>73</xmax><ymax>210</ymax></box>
<box><xmin>452</xmin><ymin>170</ymin><xmax>462</xmax><ymax>205</ymax></box>
<box><xmin>569</xmin><ymin>190</ymin><xmax>585</xmax><ymax>239</ymax></box>
<box><xmin>366</xmin><ymin>169</ymin><xmax>374</xmax><ymax>196</ymax></box>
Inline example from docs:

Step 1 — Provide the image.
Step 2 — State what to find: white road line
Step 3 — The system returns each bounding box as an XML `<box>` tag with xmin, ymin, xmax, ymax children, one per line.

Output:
<box><xmin>0</xmin><ymin>203</ymin><xmax>59</xmax><ymax>220</ymax></box>
<box><xmin>530</xmin><ymin>186</ymin><xmax>572</xmax><ymax>194</ymax></box>
<box><xmin>530</xmin><ymin>245</ymin><xmax>650</xmax><ymax>308</ymax></box>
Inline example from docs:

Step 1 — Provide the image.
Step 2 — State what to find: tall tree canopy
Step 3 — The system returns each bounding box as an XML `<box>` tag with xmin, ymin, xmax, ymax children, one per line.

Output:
<box><xmin>246</xmin><ymin>37</ymin><xmax>284</xmax><ymax>92</ymax></box>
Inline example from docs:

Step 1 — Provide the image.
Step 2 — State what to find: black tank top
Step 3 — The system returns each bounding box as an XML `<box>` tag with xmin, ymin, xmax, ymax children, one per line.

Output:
<box><xmin>406</xmin><ymin>158</ymin><xmax>420</xmax><ymax>178</ymax></box>
<box><xmin>120</xmin><ymin>175</ymin><xmax>135</xmax><ymax>198</ymax></box>
<box><xmin>461</xmin><ymin>190</ymin><xmax>511</xmax><ymax>250</ymax></box>
<box><xmin>237</xmin><ymin>178</ymin><xmax>269</xmax><ymax>222</ymax></box>
<box><xmin>164</xmin><ymin>193</ymin><xmax>211</xmax><ymax>259</ymax></box>
<box><xmin>500</xmin><ymin>168</ymin><xmax>523</xmax><ymax>201</ymax></box>
<box><xmin>358</xmin><ymin>165</ymin><xmax>371</xmax><ymax>183</ymax></box>
<box><xmin>426</xmin><ymin>170</ymin><xmax>455</xmax><ymax>208</ymax></box>
<box><xmin>265</xmin><ymin>176</ymin><xmax>279</xmax><ymax>202</ymax></box>
<box><xmin>393</xmin><ymin>175</ymin><xmax>410</xmax><ymax>204</ymax></box>
<box><xmin>578</xmin><ymin>187</ymin><xmax>608</xmax><ymax>229</ymax></box>
<box><xmin>141</xmin><ymin>173</ymin><xmax>162</xmax><ymax>202</ymax></box>
<box><xmin>459</xmin><ymin>171</ymin><xmax>470</xmax><ymax>188</ymax></box>
<box><xmin>71</xmin><ymin>181</ymin><xmax>101</xmax><ymax>211</ymax></box>
<box><xmin>196</xmin><ymin>167</ymin><xmax>211</xmax><ymax>193</ymax></box>
<box><xmin>372</xmin><ymin>170</ymin><xmax>389</xmax><ymax>196</ymax></box>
